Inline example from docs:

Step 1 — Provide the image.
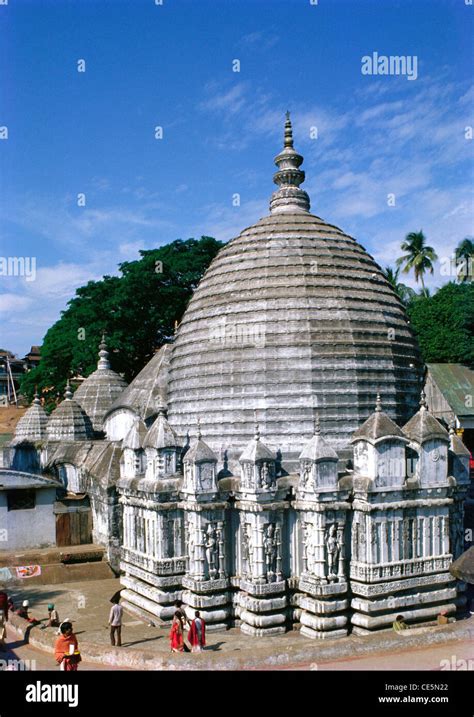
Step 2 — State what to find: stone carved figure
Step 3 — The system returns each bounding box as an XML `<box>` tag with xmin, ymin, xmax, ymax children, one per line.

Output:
<box><xmin>326</xmin><ymin>524</ymin><xmax>340</xmax><ymax>582</ymax></box>
<box><xmin>263</xmin><ymin>523</ymin><xmax>278</xmax><ymax>580</ymax></box>
<box><xmin>304</xmin><ymin>522</ymin><xmax>318</xmax><ymax>574</ymax></box>
<box><xmin>242</xmin><ymin>524</ymin><xmax>254</xmax><ymax>576</ymax></box>
<box><xmin>259</xmin><ymin>461</ymin><xmax>272</xmax><ymax>489</ymax></box>
<box><xmin>302</xmin><ymin>461</ymin><xmax>313</xmax><ymax>490</ymax></box>
<box><xmin>205</xmin><ymin>523</ymin><xmax>219</xmax><ymax>579</ymax></box>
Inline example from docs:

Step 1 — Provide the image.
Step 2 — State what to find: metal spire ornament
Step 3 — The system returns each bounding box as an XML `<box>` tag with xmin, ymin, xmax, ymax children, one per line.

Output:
<box><xmin>270</xmin><ymin>112</ymin><xmax>310</xmax><ymax>215</ymax></box>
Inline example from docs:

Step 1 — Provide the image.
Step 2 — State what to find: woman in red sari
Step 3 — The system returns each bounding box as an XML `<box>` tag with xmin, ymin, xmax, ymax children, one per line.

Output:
<box><xmin>169</xmin><ymin>611</ymin><xmax>184</xmax><ymax>653</ymax></box>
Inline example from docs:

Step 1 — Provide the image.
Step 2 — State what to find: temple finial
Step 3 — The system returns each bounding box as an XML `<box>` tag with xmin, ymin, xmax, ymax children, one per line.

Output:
<box><xmin>65</xmin><ymin>380</ymin><xmax>73</xmax><ymax>401</ymax></box>
<box><xmin>270</xmin><ymin>113</ymin><xmax>310</xmax><ymax>214</ymax></box>
<box><xmin>197</xmin><ymin>417</ymin><xmax>202</xmax><ymax>440</ymax></box>
<box><xmin>420</xmin><ymin>390</ymin><xmax>427</xmax><ymax>410</ymax></box>
<box><xmin>284</xmin><ymin>111</ymin><xmax>294</xmax><ymax>148</ymax></box>
<box><xmin>375</xmin><ymin>393</ymin><xmax>382</xmax><ymax>412</ymax></box>
<box><xmin>97</xmin><ymin>333</ymin><xmax>110</xmax><ymax>370</ymax></box>
<box><xmin>33</xmin><ymin>386</ymin><xmax>41</xmax><ymax>406</ymax></box>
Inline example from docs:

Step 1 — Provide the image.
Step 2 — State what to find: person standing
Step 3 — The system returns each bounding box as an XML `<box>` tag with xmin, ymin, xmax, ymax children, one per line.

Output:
<box><xmin>188</xmin><ymin>611</ymin><xmax>206</xmax><ymax>653</ymax></box>
<box><xmin>169</xmin><ymin>610</ymin><xmax>185</xmax><ymax>653</ymax></box>
<box><xmin>109</xmin><ymin>601</ymin><xmax>123</xmax><ymax>647</ymax></box>
<box><xmin>54</xmin><ymin>621</ymin><xmax>81</xmax><ymax>671</ymax></box>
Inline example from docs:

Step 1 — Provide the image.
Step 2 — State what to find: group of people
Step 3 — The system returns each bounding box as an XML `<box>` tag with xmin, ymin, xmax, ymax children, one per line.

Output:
<box><xmin>1</xmin><ymin>588</ymin><xmax>206</xmax><ymax>664</ymax></box>
<box><xmin>170</xmin><ymin>601</ymin><xmax>206</xmax><ymax>653</ymax></box>
<box><xmin>0</xmin><ymin>590</ymin><xmax>44</xmax><ymax>651</ymax></box>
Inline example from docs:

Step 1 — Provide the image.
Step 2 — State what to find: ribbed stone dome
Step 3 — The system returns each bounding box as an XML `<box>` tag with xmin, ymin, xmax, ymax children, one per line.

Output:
<box><xmin>12</xmin><ymin>393</ymin><xmax>48</xmax><ymax>444</ymax></box>
<box><xmin>74</xmin><ymin>337</ymin><xmax>128</xmax><ymax>432</ymax></box>
<box><xmin>166</xmin><ymin>115</ymin><xmax>422</xmax><ymax>471</ymax></box>
<box><xmin>47</xmin><ymin>383</ymin><xmax>94</xmax><ymax>442</ymax></box>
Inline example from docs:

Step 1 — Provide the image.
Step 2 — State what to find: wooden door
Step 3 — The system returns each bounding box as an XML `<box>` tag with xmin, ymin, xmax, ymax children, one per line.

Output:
<box><xmin>56</xmin><ymin>513</ymin><xmax>70</xmax><ymax>547</ymax></box>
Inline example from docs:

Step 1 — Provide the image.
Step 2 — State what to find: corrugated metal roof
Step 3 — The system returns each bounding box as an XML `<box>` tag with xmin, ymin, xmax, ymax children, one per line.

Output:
<box><xmin>426</xmin><ymin>363</ymin><xmax>474</xmax><ymax>418</ymax></box>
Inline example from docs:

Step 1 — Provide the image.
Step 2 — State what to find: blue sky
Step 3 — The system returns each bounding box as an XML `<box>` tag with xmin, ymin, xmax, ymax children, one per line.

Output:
<box><xmin>1</xmin><ymin>0</ymin><xmax>473</xmax><ymax>356</ymax></box>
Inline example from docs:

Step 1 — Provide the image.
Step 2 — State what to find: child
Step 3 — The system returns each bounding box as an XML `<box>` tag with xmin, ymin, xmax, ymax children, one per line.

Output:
<box><xmin>47</xmin><ymin>603</ymin><xmax>60</xmax><ymax>628</ymax></box>
<box><xmin>54</xmin><ymin>621</ymin><xmax>81</xmax><ymax>671</ymax></box>
<box><xmin>188</xmin><ymin>610</ymin><xmax>206</xmax><ymax>653</ymax></box>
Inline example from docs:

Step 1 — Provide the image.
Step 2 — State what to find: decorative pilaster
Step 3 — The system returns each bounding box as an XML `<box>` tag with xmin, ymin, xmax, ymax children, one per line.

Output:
<box><xmin>181</xmin><ymin>424</ymin><xmax>231</xmax><ymax>630</ymax></box>
<box><xmin>235</xmin><ymin>425</ymin><xmax>289</xmax><ymax>636</ymax></box>
<box><xmin>294</xmin><ymin>419</ymin><xmax>351</xmax><ymax>639</ymax></box>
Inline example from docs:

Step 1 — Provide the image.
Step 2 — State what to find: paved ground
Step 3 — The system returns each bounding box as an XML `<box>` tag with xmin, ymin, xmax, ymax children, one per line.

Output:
<box><xmin>3</xmin><ymin>577</ymin><xmax>474</xmax><ymax>670</ymax></box>
<box><xmin>6</xmin><ymin>577</ymin><xmax>304</xmax><ymax>655</ymax></box>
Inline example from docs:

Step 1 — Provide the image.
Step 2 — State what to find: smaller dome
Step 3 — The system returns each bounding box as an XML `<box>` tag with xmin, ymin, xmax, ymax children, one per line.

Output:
<box><xmin>47</xmin><ymin>382</ymin><xmax>94</xmax><ymax>442</ymax></box>
<box><xmin>239</xmin><ymin>425</ymin><xmax>275</xmax><ymax>463</ymax></box>
<box><xmin>351</xmin><ymin>395</ymin><xmax>407</xmax><ymax>445</ymax></box>
<box><xmin>184</xmin><ymin>423</ymin><xmax>217</xmax><ymax>464</ymax></box>
<box><xmin>74</xmin><ymin>336</ymin><xmax>128</xmax><ymax>432</ymax></box>
<box><xmin>123</xmin><ymin>419</ymin><xmax>148</xmax><ymax>450</ymax></box>
<box><xmin>299</xmin><ymin>418</ymin><xmax>338</xmax><ymax>461</ymax></box>
<box><xmin>402</xmin><ymin>392</ymin><xmax>449</xmax><ymax>445</ymax></box>
<box><xmin>12</xmin><ymin>392</ymin><xmax>48</xmax><ymax>444</ymax></box>
<box><xmin>143</xmin><ymin>409</ymin><xmax>179</xmax><ymax>449</ymax></box>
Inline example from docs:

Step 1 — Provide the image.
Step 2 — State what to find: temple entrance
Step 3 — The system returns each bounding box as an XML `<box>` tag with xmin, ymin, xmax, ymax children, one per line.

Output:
<box><xmin>55</xmin><ymin>495</ymin><xmax>92</xmax><ymax>547</ymax></box>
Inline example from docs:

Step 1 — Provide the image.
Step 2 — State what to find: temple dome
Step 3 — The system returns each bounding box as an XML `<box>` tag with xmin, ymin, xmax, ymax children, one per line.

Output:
<box><xmin>46</xmin><ymin>382</ymin><xmax>94</xmax><ymax>442</ymax></box>
<box><xmin>123</xmin><ymin>419</ymin><xmax>148</xmax><ymax>450</ymax></box>
<box><xmin>351</xmin><ymin>395</ymin><xmax>407</xmax><ymax>445</ymax></box>
<box><xmin>74</xmin><ymin>337</ymin><xmax>128</xmax><ymax>433</ymax></box>
<box><xmin>12</xmin><ymin>392</ymin><xmax>48</xmax><ymax>444</ymax></box>
<box><xmin>163</xmin><ymin>115</ymin><xmax>422</xmax><ymax>471</ymax></box>
<box><xmin>402</xmin><ymin>392</ymin><xmax>449</xmax><ymax>445</ymax></box>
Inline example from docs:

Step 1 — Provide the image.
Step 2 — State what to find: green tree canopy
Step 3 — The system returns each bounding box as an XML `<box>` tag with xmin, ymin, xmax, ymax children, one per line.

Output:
<box><xmin>407</xmin><ymin>282</ymin><xmax>474</xmax><ymax>367</ymax></box>
<box><xmin>21</xmin><ymin>236</ymin><xmax>223</xmax><ymax>405</ymax></box>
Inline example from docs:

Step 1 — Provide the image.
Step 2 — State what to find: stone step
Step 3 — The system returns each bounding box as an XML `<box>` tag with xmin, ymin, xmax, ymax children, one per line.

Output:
<box><xmin>0</xmin><ymin>544</ymin><xmax>113</xmax><ymax>585</ymax></box>
<box><xmin>0</xmin><ymin>560</ymin><xmax>115</xmax><ymax>586</ymax></box>
<box><xmin>0</xmin><ymin>544</ymin><xmax>105</xmax><ymax>568</ymax></box>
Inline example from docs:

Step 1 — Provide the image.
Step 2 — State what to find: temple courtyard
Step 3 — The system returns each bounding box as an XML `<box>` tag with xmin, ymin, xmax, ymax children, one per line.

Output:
<box><xmin>3</xmin><ymin>577</ymin><xmax>473</xmax><ymax>671</ymax></box>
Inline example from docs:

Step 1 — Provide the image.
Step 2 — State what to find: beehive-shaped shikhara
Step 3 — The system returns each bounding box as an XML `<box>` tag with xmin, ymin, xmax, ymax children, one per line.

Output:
<box><xmin>165</xmin><ymin>114</ymin><xmax>422</xmax><ymax>471</ymax></box>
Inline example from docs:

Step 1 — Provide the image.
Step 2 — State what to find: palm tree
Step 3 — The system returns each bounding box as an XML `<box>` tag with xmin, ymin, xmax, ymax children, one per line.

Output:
<box><xmin>454</xmin><ymin>237</ymin><xmax>474</xmax><ymax>282</ymax></box>
<box><xmin>396</xmin><ymin>231</ymin><xmax>438</xmax><ymax>297</ymax></box>
<box><xmin>383</xmin><ymin>266</ymin><xmax>416</xmax><ymax>305</ymax></box>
